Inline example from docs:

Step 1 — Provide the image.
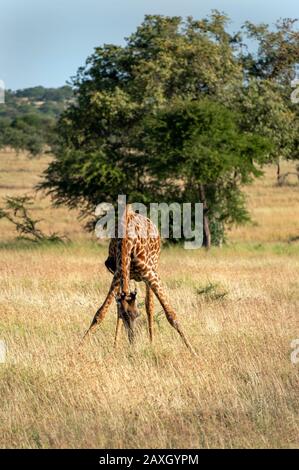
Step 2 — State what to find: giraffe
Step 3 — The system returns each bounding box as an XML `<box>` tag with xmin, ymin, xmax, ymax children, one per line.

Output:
<box><xmin>83</xmin><ymin>205</ymin><xmax>195</xmax><ymax>353</ymax></box>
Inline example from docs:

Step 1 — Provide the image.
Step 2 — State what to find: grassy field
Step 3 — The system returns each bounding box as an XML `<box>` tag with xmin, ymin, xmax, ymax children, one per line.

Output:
<box><xmin>0</xmin><ymin>149</ymin><xmax>299</xmax><ymax>448</ymax></box>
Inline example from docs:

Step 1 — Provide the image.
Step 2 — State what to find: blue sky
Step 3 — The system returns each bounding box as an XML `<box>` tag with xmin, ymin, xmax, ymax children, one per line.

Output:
<box><xmin>0</xmin><ymin>0</ymin><xmax>298</xmax><ymax>90</ymax></box>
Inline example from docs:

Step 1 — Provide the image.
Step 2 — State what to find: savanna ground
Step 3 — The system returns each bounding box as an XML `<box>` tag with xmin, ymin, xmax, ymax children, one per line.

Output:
<box><xmin>0</xmin><ymin>149</ymin><xmax>299</xmax><ymax>448</ymax></box>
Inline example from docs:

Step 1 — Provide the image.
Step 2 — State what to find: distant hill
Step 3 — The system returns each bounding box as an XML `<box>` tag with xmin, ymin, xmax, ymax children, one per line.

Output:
<box><xmin>0</xmin><ymin>85</ymin><xmax>73</xmax><ymax>155</ymax></box>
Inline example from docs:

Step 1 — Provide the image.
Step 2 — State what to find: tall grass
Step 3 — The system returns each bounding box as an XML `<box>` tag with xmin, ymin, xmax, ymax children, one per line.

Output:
<box><xmin>0</xmin><ymin>243</ymin><xmax>298</xmax><ymax>448</ymax></box>
<box><xmin>0</xmin><ymin>151</ymin><xmax>298</xmax><ymax>448</ymax></box>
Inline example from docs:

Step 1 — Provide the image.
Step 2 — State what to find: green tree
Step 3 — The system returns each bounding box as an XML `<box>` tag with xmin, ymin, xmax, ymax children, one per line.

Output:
<box><xmin>241</xmin><ymin>19</ymin><xmax>299</xmax><ymax>180</ymax></box>
<box><xmin>41</xmin><ymin>15</ymin><xmax>241</xmax><ymax>211</ymax></box>
<box><xmin>40</xmin><ymin>12</ymin><xmax>292</xmax><ymax>244</ymax></box>
<box><xmin>142</xmin><ymin>99</ymin><xmax>271</xmax><ymax>246</ymax></box>
<box><xmin>242</xmin><ymin>18</ymin><xmax>299</xmax><ymax>85</ymax></box>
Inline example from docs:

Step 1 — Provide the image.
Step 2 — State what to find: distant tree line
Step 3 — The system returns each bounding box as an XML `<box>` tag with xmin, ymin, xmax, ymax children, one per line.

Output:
<box><xmin>15</xmin><ymin>85</ymin><xmax>73</xmax><ymax>102</ymax></box>
<box><xmin>0</xmin><ymin>85</ymin><xmax>72</xmax><ymax>155</ymax></box>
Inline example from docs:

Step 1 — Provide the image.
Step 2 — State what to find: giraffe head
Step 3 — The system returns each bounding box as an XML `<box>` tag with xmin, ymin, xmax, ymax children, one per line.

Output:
<box><xmin>116</xmin><ymin>289</ymin><xmax>140</xmax><ymax>343</ymax></box>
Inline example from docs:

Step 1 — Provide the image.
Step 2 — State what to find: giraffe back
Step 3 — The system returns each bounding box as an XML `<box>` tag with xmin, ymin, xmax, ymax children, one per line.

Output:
<box><xmin>105</xmin><ymin>208</ymin><xmax>161</xmax><ymax>290</ymax></box>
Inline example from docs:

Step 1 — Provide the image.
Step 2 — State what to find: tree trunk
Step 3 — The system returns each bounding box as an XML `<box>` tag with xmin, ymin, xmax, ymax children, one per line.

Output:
<box><xmin>199</xmin><ymin>184</ymin><xmax>211</xmax><ymax>249</ymax></box>
<box><xmin>276</xmin><ymin>157</ymin><xmax>281</xmax><ymax>185</ymax></box>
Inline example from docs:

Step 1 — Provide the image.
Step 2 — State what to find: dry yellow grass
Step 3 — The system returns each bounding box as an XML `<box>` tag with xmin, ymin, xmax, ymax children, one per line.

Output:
<box><xmin>0</xmin><ymin>150</ymin><xmax>299</xmax><ymax>448</ymax></box>
<box><xmin>0</xmin><ymin>149</ymin><xmax>83</xmax><ymax>241</ymax></box>
<box><xmin>230</xmin><ymin>161</ymin><xmax>299</xmax><ymax>243</ymax></box>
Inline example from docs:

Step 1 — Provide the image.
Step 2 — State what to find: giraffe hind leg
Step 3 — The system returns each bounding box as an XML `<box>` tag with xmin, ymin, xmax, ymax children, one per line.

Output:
<box><xmin>145</xmin><ymin>273</ymin><xmax>196</xmax><ymax>355</ymax></box>
<box><xmin>145</xmin><ymin>284</ymin><xmax>154</xmax><ymax>343</ymax></box>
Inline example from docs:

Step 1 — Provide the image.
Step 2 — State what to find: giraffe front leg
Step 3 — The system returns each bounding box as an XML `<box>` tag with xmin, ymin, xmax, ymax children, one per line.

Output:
<box><xmin>145</xmin><ymin>273</ymin><xmax>196</xmax><ymax>355</ymax></box>
<box><xmin>82</xmin><ymin>275</ymin><xmax>119</xmax><ymax>341</ymax></box>
<box><xmin>145</xmin><ymin>284</ymin><xmax>154</xmax><ymax>343</ymax></box>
